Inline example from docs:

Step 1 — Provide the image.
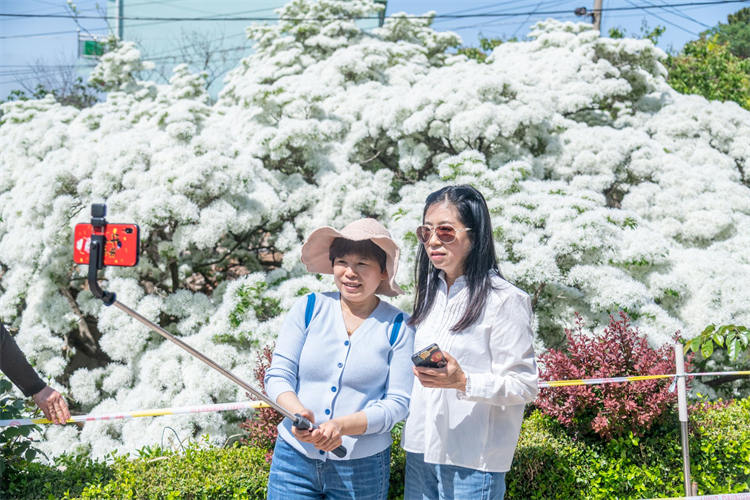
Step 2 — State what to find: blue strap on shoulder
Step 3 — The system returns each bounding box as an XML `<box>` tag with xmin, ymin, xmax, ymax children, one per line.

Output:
<box><xmin>389</xmin><ymin>313</ymin><xmax>403</xmax><ymax>346</ymax></box>
<box><xmin>305</xmin><ymin>292</ymin><xmax>399</xmax><ymax>345</ymax></box>
<box><xmin>304</xmin><ymin>293</ymin><xmax>315</xmax><ymax>329</ymax></box>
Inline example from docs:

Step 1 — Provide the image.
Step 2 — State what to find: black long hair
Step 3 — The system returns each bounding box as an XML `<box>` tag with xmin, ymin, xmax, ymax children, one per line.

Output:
<box><xmin>408</xmin><ymin>185</ymin><xmax>501</xmax><ymax>332</ymax></box>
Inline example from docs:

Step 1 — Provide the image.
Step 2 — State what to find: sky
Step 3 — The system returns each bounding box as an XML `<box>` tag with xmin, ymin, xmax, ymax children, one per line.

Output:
<box><xmin>0</xmin><ymin>0</ymin><xmax>747</xmax><ymax>101</ymax></box>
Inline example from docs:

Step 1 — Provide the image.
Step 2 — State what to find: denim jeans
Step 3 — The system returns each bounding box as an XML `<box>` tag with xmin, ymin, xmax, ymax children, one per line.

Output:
<box><xmin>404</xmin><ymin>452</ymin><xmax>506</xmax><ymax>500</ymax></box>
<box><xmin>267</xmin><ymin>437</ymin><xmax>391</xmax><ymax>500</ymax></box>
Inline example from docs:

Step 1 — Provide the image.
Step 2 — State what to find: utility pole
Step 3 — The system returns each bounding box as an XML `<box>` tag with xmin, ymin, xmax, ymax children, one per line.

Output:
<box><xmin>573</xmin><ymin>1</ymin><xmax>603</xmax><ymax>33</ymax></box>
<box><xmin>674</xmin><ymin>344</ymin><xmax>693</xmax><ymax>496</ymax></box>
<box><xmin>115</xmin><ymin>0</ymin><xmax>124</xmax><ymax>40</ymax></box>
<box><xmin>374</xmin><ymin>0</ymin><xmax>387</xmax><ymax>27</ymax></box>
<box><xmin>592</xmin><ymin>0</ymin><xmax>603</xmax><ymax>32</ymax></box>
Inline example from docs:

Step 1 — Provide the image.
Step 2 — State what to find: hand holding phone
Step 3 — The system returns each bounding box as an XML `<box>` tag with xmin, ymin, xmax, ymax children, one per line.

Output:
<box><xmin>411</xmin><ymin>343</ymin><xmax>447</xmax><ymax>368</ymax></box>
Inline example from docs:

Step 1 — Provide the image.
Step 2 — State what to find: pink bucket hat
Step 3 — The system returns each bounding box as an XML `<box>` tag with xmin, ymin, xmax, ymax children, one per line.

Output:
<box><xmin>300</xmin><ymin>218</ymin><xmax>404</xmax><ymax>297</ymax></box>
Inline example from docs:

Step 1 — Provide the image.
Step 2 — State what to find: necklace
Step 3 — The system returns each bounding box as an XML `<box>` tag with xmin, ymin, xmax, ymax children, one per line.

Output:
<box><xmin>341</xmin><ymin>297</ymin><xmax>380</xmax><ymax>336</ymax></box>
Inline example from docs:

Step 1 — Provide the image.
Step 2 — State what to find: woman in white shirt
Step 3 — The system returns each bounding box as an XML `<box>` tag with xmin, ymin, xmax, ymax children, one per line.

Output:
<box><xmin>402</xmin><ymin>185</ymin><xmax>539</xmax><ymax>500</ymax></box>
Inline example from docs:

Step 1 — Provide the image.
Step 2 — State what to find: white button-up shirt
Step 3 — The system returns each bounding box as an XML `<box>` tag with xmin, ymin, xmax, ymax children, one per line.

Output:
<box><xmin>402</xmin><ymin>272</ymin><xmax>538</xmax><ymax>472</ymax></box>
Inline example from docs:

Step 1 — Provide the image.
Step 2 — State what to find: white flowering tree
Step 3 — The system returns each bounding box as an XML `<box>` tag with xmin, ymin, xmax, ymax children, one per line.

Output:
<box><xmin>1</xmin><ymin>0</ymin><xmax>748</xmax><ymax>457</ymax></box>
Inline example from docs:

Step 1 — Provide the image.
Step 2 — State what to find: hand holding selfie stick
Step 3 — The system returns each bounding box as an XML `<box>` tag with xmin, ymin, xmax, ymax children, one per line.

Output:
<box><xmin>82</xmin><ymin>204</ymin><xmax>346</xmax><ymax>458</ymax></box>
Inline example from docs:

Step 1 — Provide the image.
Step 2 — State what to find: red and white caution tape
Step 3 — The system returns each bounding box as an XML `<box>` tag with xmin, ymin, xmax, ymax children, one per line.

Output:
<box><xmin>3</xmin><ymin>371</ymin><xmax>749</xmax><ymax>427</ymax></box>
<box><xmin>539</xmin><ymin>370</ymin><xmax>750</xmax><ymax>388</ymax></box>
<box><xmin>0</xmin><ymin>400</ymin><xmax>269</xmax><ymax>427</ymax></box>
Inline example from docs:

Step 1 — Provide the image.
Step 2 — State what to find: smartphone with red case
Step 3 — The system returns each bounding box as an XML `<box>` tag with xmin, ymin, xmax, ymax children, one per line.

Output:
<box><xmin>411</xmin><ymin>343</ymin><xmax>447</xmax><ymax>368</ymax></box>
<box><xmin>73</xmin><ymin>223</ymin><xmax>140</xmax><ymax>267</ymax></box>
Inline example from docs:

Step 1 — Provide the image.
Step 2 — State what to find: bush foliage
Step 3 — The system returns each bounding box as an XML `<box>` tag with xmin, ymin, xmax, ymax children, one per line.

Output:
<box><xmin>2</xmin><ymin>452</ymin><xmax>113</xmax><ymax>500</ymax></box>
<box><xmin>536</xmin><ymin>312</ymin><xmax>686</xmax><ymax>439</ymax></box>
<box><xmin>3</xmin><ymin>399</ymin><xmax>749</xmax><ymax>499</ymax></box>
<box><xmin>2</xmin><ymin>0</ymin><xmax>750</xmax><ymax>456</ymax></box>
<box><xmin>0</xmin><ymin>377</ymin><xmax>43</xmax><ymax>479</ymax></box>
<box><xmin>239</xmin><ymin>344</ymin><xmax>283</xmax><ymax>462</ymax></box>
<box><xmin>70</xmin><ymin>443</ymin><xmax>270</xmax><ymax>500</ymax></box>
<box><xmin>667</xmin><ymin>35</ymin><xmax>750</xmax><ymax>110</ymax></box>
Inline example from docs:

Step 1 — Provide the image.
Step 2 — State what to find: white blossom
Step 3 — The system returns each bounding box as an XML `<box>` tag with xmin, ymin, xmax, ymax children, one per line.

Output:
<box><xmin>1</xmin><ymin>0</ymin><xmax>749</xmax><ymax>456</ymax></box>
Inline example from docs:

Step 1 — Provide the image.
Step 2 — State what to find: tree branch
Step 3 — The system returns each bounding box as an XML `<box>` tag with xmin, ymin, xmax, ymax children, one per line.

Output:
<box><xmin>169</xmin><ymin>261</ymin><xmax>179</xmax><ymax>293</ymax></box>
<box><xmin>532</xmin><ymin>282</ymin><xmax>546</xmax><ymax>310</ymax></box>
<box><xmin>703</xmin><ymin>375</ymin><xmax>748</xmax><ymax>388</ymax></box>
<box><xmin>59</xmin><ymin>286</ymin><xmax>98</xmax><ymax>356</ymax></box>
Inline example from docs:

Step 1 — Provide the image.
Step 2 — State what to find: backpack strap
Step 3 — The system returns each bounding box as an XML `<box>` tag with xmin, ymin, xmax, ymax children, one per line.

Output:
<box><xmin>305</xmin><ymin>292</ymin><xmax>400</xmax><ymax>345</ymax></box>
<box><xmin>304</xmin><ymin>293</ymin><xmax>316</xmax><ymax>329</ymax></box>
<box><xmin>389</xmin><ymin>313</ymin><xmax>403</xmax><ymax>347</ymax></box>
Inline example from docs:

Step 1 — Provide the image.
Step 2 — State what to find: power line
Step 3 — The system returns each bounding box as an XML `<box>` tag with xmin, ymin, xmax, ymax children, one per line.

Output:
<box><xmin>429</xmin><ymin>0</ymin><xmax>554</xmax><ymax>25</ymax></box>
<box><xmin>511</xmin><ymin>1</ymin><xmax>546</xmax><ymax>38</ymax></box>
<box><xmin>1</xmin><ymin>0</ymin><xmax>748</xmax><ymax>22</ymax></box>
<box><xmin>0</xmin><ymin>28</ymin><xmax>109</xmax><ymax>40</ymax></box>
<box><xmin>17</xmin><ymin>0</ymin><xmax>195</xmax><ymax>19</ymax></box>
<box><xmin>447</xmin><ymin>1</ymin><xmax>580</xmax><ymax>33</ymax></box>
<box><xmin>650</xmin><ymin>0</ymin><xmax>712</xmax><ymax>27</ymax></box>
<box><xmin>0</xmin><ymin>5</ymin><xmax>280</xmax><ymax>41</ymax></box>
<box><xmin>624</xmin><ymin>0</ymin><xmax>700</xmax><ymax>35</ymax></box>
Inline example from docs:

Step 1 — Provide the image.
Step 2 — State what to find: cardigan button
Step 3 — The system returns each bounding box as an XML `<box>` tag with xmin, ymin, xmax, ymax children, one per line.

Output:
<box><xmin>331</xmin><ymin>386</ymin><xmax>337</xmax><ymax>392</ymax></box>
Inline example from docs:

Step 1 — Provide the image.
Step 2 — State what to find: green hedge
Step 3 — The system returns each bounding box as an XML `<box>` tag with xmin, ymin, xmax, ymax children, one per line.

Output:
<box><xmin>3</xmin><ymin>399</ymin><xmax>749</xmax><ymax>499</ymax></box>
<box><xmin>73</xmin><ymin>444</ymin><xmax>270</xmax><ymax>499</ymax></box>
<box><xmin>2</xmin><ymin>452</ymin><xmax>113</xmax><ymax>499</ymax></box>
<box><xmin>507</xmin><ymin>399</ymin><xmax>750</xmax><ymax>499</ymax></box>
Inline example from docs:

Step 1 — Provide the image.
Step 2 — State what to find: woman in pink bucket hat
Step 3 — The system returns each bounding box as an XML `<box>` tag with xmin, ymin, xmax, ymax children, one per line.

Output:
<box><xmin>265</xmin><ymin>218</ymin><xmax>415</xmax><ymax>500</ymax></box>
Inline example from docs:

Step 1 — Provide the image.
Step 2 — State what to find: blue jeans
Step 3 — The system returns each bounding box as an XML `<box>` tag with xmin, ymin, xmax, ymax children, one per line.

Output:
<box><xmin>404</xmin><ymin>452</ymin><xmax>506</xmax><ymax>500</ymax></box>
<box><xmin>267</xmin><ymin>437</ymin><xmax>390</xmax><ymax>499</ymax></box>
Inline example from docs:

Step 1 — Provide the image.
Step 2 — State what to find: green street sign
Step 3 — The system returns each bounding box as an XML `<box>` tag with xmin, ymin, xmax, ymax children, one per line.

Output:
<box><xmin>83</xmin><ymin>39</ymin><xmax>105</xmax><ymax>57</ymax></box>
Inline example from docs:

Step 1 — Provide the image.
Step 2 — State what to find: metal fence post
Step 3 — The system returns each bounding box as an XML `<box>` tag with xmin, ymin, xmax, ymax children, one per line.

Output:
<box><xmin>675</xmin><ymin>343</ymin><xmax>691</xmax><ymax>495</ymax></box>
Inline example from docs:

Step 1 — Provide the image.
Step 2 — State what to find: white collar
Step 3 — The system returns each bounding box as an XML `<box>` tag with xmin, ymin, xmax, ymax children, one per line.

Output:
<box><xmin>437</xmin><ymin>271</ymin><xmax>467</xmax><ymax>294</ymax></box>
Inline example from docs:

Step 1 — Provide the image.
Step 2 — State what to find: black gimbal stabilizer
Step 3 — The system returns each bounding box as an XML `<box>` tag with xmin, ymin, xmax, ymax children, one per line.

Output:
<box><xmin>84</xmin><ymin>204</ymin><xmax>346</xmax><ymax>458</ymax></box>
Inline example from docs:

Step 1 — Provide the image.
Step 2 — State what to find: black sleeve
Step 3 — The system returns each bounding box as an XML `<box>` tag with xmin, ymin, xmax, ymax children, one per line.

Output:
<box><xmin>0</xmin><ymin>323</ymin><xmax>46</xmax><ymax>397</ymax></box>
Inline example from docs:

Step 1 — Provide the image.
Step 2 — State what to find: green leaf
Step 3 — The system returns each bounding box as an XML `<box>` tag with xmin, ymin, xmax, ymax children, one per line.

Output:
<box><xmin>726</xmin><ymin>331</ymin><xmax>737</xmax><ymax>346</ymax></box>
<box><xmin>701</xmin><ymin>340</ymin><xmax>714</xmax><ymax>358</ymax></box>
<box><xmin>727</xmin><ymin>338</ymin><xmax>739</xmax><ymax>361</ymax></box>
<box><xmin>688</xmin><ymin>336</ymin><xmax>702</xmax><ymax>353</ymax></box>
<box><xmin>702</xmin><ymin>324</ymin><xmax>716</xmax><ymax>336</ymax></box>
<box><xmin>0</xmin><ymin>378</ymin><xmax>12</xmax><ymax>392</ymax></box>
<box><xmin>712</xmin><ymin>332</ymin><xmax>725</xmax><ymax>347</ymax></box>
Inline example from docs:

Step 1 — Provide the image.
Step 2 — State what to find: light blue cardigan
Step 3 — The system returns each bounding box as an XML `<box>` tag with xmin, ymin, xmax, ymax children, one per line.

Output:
<box><xmin>265</xmin><ymin>291</ymin><xmax>415</xmax><ymax>460</ymax></box>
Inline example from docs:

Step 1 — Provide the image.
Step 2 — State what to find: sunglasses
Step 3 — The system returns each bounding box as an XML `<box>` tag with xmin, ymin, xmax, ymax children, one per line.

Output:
<box><xmin>416</xmin><ymin>224</ymin><xmax>471</xmax><ymax>244</ymax></box>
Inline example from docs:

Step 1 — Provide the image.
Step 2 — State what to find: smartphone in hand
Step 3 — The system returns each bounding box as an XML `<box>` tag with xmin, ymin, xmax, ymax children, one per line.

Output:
<box><xmin>411</xmin><ymin>343</ymin><xmax>447</xmax><ymax>368</ymax></box>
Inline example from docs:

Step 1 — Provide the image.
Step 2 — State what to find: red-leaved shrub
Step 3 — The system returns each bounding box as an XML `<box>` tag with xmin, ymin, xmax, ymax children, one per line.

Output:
<box><xmin>240</xmin><ymin>343</ymin><xmax>283</xmax><ymax>462</ymax></box>
<box><xmin>536</xmin><ymin>312</ymin><xmax>689</xmax><ymax>440</ymax></box>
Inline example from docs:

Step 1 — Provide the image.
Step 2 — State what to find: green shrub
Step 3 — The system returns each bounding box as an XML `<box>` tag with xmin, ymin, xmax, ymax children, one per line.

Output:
<box><xmin>507</xmin><ymin>401</ymin><xmax>750</xmax><ymax>499</ymax></box>
<box><xmin>389</xmin><ymin>423</ymin><xmax>406</xmax><ymax>500</ymax></box>
<box><xmin>507</xmin><ymin>410</ymin><xmax>596</xmax><ymax>498</ymax></box>
<box><xmin>70</xmin><ymin>442</ymin><xmax>270</xmax><ymax>499</ymax></box>
<box><xmin>2</xmin><ymin>401</ymin><xmax>749</xmax><ymax>499</ymax></box>
<box><xmin>1</xmin><ymin>377</ymin><xmax>42</xmax><ymax>479</ymax></box>
<box><xmin>690</xmin><ymin>398</ymin><xmax>750</xmax><ymax>494</ymax></box>
<box><xmin>2</xmin><ymin>453</ymin><xmax>113</xmax><ymax>500</ymax></box>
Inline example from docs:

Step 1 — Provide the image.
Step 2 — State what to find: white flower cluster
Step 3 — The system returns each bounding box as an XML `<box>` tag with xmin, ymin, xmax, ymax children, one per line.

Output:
<box><xmin>1</xmin><ymin>0</ymin><xmax>748</xmax><ymax>457</ymax></box>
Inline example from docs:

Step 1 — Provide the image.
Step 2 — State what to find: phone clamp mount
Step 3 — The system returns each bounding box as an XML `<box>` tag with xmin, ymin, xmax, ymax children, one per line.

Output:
<box><xmin>82</xmin><ymin>203</ymin><xmax>347</xmax><ymax>458</ymax></box>
<box><xmin>86</xmin><ymin>203</ymin><xmax>116</xmax><ymax>306</ymax></box>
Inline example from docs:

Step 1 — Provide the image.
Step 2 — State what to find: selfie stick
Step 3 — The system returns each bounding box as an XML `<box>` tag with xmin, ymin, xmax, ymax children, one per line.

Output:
<box><xmin>84</xmin><ymin>204</ymin><xmax>347</xmax><ymax>458</ymax></box>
